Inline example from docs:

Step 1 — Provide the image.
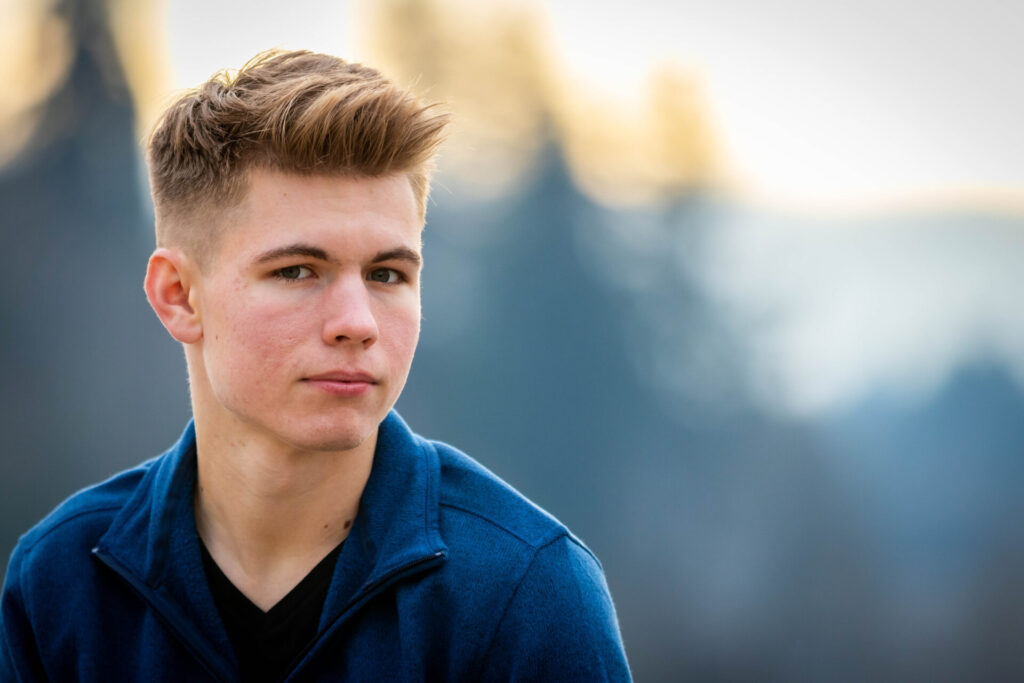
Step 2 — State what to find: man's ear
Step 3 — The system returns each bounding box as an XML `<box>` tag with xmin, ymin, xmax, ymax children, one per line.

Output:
<box><xmin>144</xmin><ymin>248</ymin><xmax>203</xmax><ymax>344</ymax></box>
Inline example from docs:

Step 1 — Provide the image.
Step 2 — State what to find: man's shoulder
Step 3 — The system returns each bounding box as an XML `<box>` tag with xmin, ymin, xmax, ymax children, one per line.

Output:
<box><xmin>418</xmin><ymin>439</ymin><xmax>630</xmax><ymax>680</ymax></box>
<box><xmin>428</xmin><ymin>438</ymin><xmax>596</xmax><ymax>561</ymax></box>
<box><xmin>12</xmin><ymin>457</ymin><xmax>158</xmax><ymax>567</ymax></box>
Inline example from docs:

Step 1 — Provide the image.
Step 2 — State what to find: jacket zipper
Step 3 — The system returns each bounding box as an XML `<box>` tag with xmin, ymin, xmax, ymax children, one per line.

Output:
<box><xmin>283</xmin><ymin>550</ymin><xmax>447</xmax><ymax>682</ymax></box>
<box><xmin>92</xmin><ymin>547</ymin><xmax>231</xmax><ymax>683</ymax></box>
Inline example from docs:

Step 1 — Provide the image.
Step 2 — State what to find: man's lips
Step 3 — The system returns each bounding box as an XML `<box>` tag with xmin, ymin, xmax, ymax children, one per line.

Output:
<box><xmin>302</xmin><ymin>371</ymin><xmax>378</xmax><ymax>396</ymax></box>
<box><xmin>304</xmin><ymin>370</ymin><xmax>378</xmax><ymax>383</ymax></box>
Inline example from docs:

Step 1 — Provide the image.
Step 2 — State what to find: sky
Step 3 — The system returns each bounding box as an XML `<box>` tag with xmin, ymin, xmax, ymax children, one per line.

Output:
<box><xmin>165</xmin><ymin>0</ymin><xmax>1024</xmax><ymax>210</ymax></box>
<box><xmin>165</xmin><ymin>0</ymin><xmax>354</xmax><ymax>85</ymax></box>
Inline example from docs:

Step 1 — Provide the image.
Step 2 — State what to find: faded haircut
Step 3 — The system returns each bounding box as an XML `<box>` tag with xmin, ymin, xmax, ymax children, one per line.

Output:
<box><xmin>146</xmin><ymin>49</ymin><xmax>449</xmax><ymax>260</ymax></box>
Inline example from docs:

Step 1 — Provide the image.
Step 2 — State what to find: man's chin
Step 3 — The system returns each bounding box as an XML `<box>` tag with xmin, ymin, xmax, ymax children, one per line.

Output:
<box><xmin>284</xmin><ymin>423</ymin><xmax>378</xmax><ymax>455</ymax></box>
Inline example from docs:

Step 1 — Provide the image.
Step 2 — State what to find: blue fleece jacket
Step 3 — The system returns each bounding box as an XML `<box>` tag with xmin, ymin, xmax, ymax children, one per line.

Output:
<box><xmin>1</xmin><ymin>412</ymin><xmax>631</xmax><ymax>681</ymax></box>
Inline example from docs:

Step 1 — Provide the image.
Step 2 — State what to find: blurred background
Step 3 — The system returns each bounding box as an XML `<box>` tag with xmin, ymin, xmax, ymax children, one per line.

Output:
<box><xmin>3</xmin><ymin>0</ymin><xmax>1024</xmax><ymax>679</ymax></box>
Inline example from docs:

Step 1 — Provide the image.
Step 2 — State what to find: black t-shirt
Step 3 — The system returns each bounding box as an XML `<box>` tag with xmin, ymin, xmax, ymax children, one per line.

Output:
<box><xmin>199</xmin><ymin>540</ymin><xmax>343</xmax><ymax>683</ymax></box>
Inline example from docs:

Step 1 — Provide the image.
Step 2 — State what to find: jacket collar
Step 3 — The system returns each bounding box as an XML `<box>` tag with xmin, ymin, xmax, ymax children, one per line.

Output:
<box><xmin>318</xmin><ymin>410</ymin><xmax>448</xmax><ymax>629</ymax></box>
<box><xmin>93</xmin><ymin>411</ymin><xmax>447</xmax><ymax>679</ymax></box>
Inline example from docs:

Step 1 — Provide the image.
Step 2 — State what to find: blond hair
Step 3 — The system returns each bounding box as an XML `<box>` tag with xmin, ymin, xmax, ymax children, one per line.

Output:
<box><xmin>147</xmin><ymin>49</ymin><xmax>448</xmax><ymax>257</ymax></box>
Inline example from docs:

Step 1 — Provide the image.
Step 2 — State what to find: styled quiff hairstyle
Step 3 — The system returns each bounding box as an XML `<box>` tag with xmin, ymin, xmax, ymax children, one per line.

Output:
<box><xmin>147</xmin><ymin>49</ymin><xmax>449</xmax><ymax>259</ymax></box>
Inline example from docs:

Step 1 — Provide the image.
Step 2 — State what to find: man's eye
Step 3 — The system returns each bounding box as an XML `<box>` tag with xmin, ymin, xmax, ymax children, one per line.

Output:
<box><xmin>275</xmin><ymin>265</ymin><xmax>314</xmax><ymax>280</ymax></box>
<box><xmin>368</xmin><ymin>268</ymin><xmax>401</xmax><ymax>284</ymax></box>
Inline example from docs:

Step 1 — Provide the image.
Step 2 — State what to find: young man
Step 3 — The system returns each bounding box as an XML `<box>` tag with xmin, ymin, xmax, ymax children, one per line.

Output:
<box><xmin>0</xmin><ymin>51</ymin><xmax>630</xmax><ymax>681</ymax></box>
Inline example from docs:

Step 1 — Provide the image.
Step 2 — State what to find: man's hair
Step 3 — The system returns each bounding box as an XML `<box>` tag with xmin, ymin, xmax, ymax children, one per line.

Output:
<box><xmin>147</xmin><ymin>49</ymin><xmax>449</xmax><ymax>259</ymax></box>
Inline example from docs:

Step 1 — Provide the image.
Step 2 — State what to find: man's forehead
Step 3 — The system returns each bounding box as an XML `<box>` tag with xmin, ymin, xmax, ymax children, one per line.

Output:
<box><xmin>186</xmin><ymin>174</ymin><xmax>421</xmax><ymax>274</ymax></box>
<box><xmin>217</xmin><ymin>169</ymin><xmax>422</xmax><ymax>241</ymax></box>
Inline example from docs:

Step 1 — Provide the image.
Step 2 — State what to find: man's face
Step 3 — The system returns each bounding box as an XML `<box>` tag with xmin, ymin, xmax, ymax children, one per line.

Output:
<box><xmin>187</xmin><ymin>169</ymin><xmax>423</xmax><ymax>453</ymax></box>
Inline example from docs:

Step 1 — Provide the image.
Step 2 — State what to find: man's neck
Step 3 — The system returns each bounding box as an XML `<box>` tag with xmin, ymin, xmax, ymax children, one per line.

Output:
<box><xmin>192</xmin><ymin>422</ymin><xmax>376</xmax><ymax>612</ymax></box>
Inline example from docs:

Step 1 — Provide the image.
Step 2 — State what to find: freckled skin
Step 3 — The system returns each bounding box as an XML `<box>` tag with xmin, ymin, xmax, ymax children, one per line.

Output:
<box><xmin>185</xmin><ymin>170</ymin><xmax>423</xmax><ymax>455</ymax></box>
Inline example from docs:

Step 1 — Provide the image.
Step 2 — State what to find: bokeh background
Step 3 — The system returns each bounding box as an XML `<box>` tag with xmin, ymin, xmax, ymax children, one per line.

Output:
<box><xmin>3</xmin><ymin>0</ymin><xmax>1024</xmax><ymax>679</ymax></box>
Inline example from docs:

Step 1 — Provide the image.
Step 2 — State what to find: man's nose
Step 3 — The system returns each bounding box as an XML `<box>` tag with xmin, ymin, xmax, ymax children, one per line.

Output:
<box><xmin>322</xmin><ymin>274</ymin><xmax>379</xmax><ymax>347</ymax></box>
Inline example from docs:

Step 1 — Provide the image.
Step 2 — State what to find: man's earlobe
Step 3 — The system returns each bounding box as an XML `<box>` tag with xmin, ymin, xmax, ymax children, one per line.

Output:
<box><xmin>144</xmin><ymin>248</ymin><xmax>203</xmax><ymax>344</ymax></box>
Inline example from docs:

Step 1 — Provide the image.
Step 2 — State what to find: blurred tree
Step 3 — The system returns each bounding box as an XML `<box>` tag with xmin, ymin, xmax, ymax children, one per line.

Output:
<box><xmin>359</xmin><ymin>0</ymin><xmax>724</xmax><ymax>208</ymax></box>
<box><xmin>647</xmin><ymin>64</ymin><xmax>720</xmax><ymax>201</ymax></box>
<box><xmin>0</xmin><ymin>0</ymin><xmax>188</xmax><ymax>579</ymax></box>
<box><xmin>360</xmin><ymin>0</ymin><xmax>554</xmax><ymax>196</ymax></box>
<box><xmin>0</xmin><ymin>0</ymin><xmax>74</xmax><ymax>165</ymax></box>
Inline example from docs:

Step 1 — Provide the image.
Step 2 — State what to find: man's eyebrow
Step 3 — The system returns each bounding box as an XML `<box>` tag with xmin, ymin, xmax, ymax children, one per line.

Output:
<box><xmin>253</xmin><ymin>243</ymin><xmax>333</xmax><ymax>264</ymax></box>
<box><xmin>372</xmin><ymin>247</ymin><xmax>422</xmax><ymax>267</ymax></box>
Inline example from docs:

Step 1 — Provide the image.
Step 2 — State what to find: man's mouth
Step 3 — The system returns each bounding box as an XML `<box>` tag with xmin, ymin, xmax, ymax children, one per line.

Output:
<box><xmin>302</xmin><ymin>371</ymin><xmax>378</xmax><ymax>396</ymax></box>
<box><xmin>304</xmin><ymin>370</ymin><xmax>377</xmax><ymax>383</ymax></box>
